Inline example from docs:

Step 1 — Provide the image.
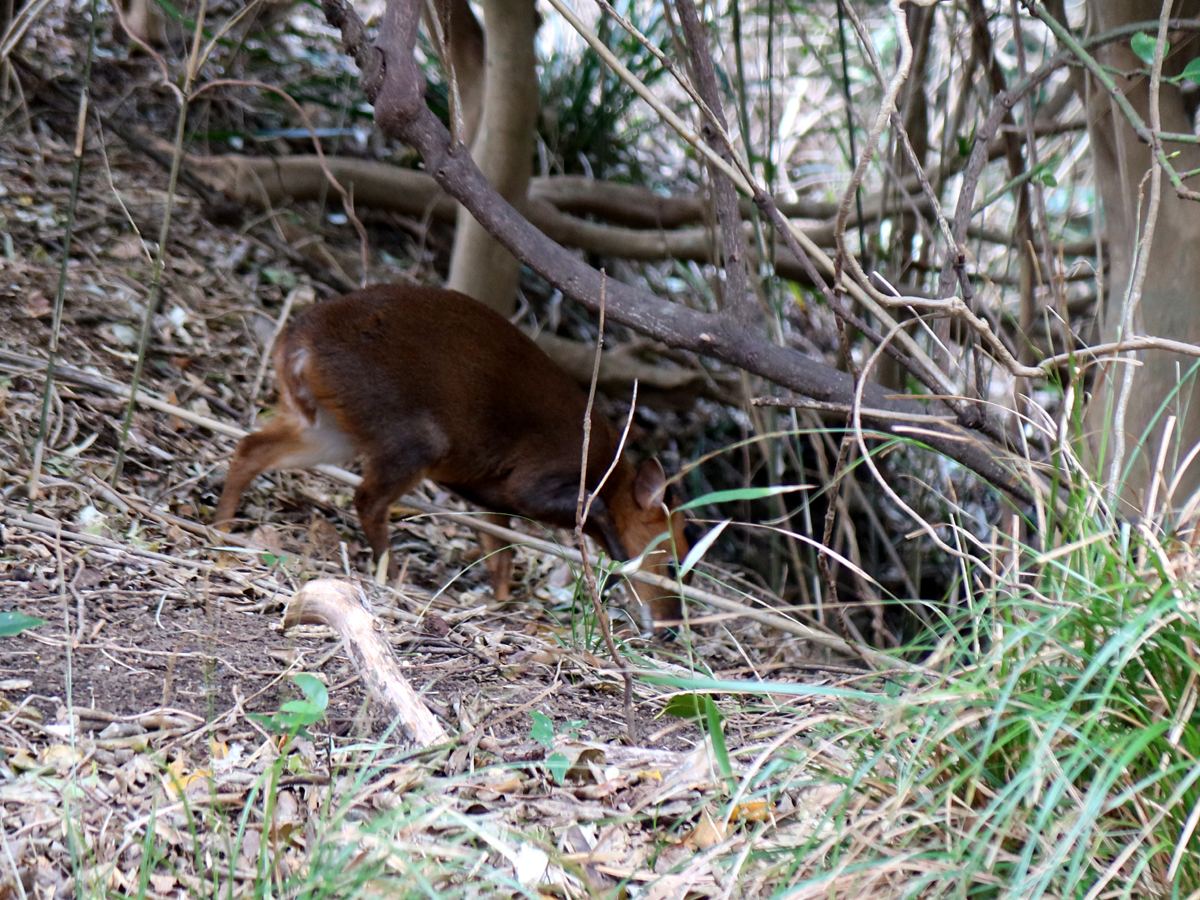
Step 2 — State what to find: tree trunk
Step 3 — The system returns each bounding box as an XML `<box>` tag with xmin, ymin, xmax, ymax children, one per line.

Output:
<box><xmin>445</xmin><ymin>0</ymin><xmax>538</xmax><ymax>316</ymax></box>
<box><xmin>1084</xmin><ymin>0</ymin><xmax>1200</xmax><ymax>512</ymax></box>
<box><xmin>438</xmin><ymin>0</ymin><xmax>485</xmax><ymax>148</ymax></box>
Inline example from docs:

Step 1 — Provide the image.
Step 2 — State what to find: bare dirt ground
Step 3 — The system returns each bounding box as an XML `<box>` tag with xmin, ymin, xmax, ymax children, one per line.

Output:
<box><xmin>0</xmin><ymin>12</ymin><xmax>858</xmax><ymax>896</ymax></box>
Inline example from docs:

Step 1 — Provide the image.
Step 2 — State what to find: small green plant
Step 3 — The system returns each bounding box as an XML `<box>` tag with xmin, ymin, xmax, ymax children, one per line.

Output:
<box><xmin>530</xmin><ymin>710</ymin><xmax>572</xmax><ymax>784</ymax></box>
<box><xmin>663</xmin><ymin>693</ymin><xmax>733</xmax><ymax>786</ymax></box>
<box><xmin>1131</xmin><ymin>29</ymin><xmax>1200</xmax><ymax>90</ymax></box>
<box><xmin>250</xmin><ymin>672</ymin><xmax>328</xmax><ymax>740</ymax></box>
<box><xmin>1131</xmin><ymin>31</ymin><xmax>1160</xmax><ymax>65</ymax></box>
<box><xmin>0</xmin><ymin>612</ymin><xmax>45</xmax><ymax>636</ymax></box>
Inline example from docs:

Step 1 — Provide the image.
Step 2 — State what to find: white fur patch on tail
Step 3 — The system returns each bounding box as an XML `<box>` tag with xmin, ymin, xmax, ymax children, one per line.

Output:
<box><xmin>276</xmin><ymin>407</ymin><xmax>355</xmax><ymax>469</ymax></box>
<box><xmin>281</xmin><ymin>344</ymin><xmax>320</xmax><ymax>426</ymax></box>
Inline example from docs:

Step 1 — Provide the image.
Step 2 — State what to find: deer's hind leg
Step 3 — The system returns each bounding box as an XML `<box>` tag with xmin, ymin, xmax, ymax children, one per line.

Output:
<box><xmin>215</xmin><ymin>410</ymin><xmax>355</xmax><ymax>527</ymax></box>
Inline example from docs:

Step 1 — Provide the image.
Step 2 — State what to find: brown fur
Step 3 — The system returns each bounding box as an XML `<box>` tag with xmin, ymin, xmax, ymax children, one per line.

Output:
<box><xmin>215</xmin><ymin>284</ymin><xmax>688</xmax><ymax>626</ymax></box>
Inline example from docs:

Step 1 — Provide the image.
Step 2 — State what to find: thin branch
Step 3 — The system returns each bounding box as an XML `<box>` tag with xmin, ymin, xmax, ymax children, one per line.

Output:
<box><xmin>112</xmin><ymin>0</ymin><xmax>210</xmax><ymax>486</ymax></box>
<box><xmin>573</xmin><ymin>276</ymin><xmax>637</xmax><ymax>740</ymax></box>
<box><xmin>28</xmin><ymin>0</ymin><xmax>99</xmax><ymax>507</ymax></box>
<box><xmin>835</xmin><ymin>0</ymin><xmax>934</xmax><ymax>287</ymax></box>
<box><xmin>852</xmin><ymin>322</ymin><xmax>969</xmax><ymax>562</ymax></box>
<box><xmin>673</xmin><ymin>0</ymin><xmax>755</xmax><ymax>327</ymax></box>
<box><xmin>319</xmin><ymin>0</ymin><xmax>1040</xmax><ymax>508</ymax></box>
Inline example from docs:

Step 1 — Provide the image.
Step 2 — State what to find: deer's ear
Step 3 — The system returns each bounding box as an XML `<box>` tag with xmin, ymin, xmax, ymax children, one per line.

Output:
<box><xmin>634</xmin><ymin>458</ymin><xmax>667</xmax><ymax>510</ymax></box>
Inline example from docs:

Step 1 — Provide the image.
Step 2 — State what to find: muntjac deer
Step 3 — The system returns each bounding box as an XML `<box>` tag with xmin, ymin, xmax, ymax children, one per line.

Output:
<box><xmin>214</xmin><ymin>284</ymin><xmax>688</xmax><ymax>629</ymax></box>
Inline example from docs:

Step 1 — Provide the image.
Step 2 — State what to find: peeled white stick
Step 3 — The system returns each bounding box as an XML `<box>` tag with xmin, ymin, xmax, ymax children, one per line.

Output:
<box><xmin>283</xmin><ymin>579</ymin><xmax>447</xmax><ymax>747</ymax></box>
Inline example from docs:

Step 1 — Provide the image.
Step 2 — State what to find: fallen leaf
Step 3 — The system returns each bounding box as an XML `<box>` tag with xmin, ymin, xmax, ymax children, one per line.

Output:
<box><xmin>249</xmin><ymin>525</ymin><xmax>285</xmax><ymax>553</ymax></box>
<box><xmin>684</xmin><ymin>808</ymin><xmax>725</xmax><ymax>850</ymax></box>
<box><xmin>513</xmin><ymin>843</ymin><xmax>548</xmax><ymax>886</ymax></box>
<box><xmin>306</xmin><ymin>515</ymin><xmax>342</xmax><ymax>558</ymax></box>
<box><xmin>422</xmin><ymin>614</ymin><xmax>450</xmax><ymax>637</ymax></box>
<box><xmin>272</xmin><ymin>790</ymin><xmax>304</xmax><ymax>840</ymax></box>
<box><xmin>574</xmin><ymin>778</ymin><xmax>625</xmax><ymax>800</ymax></box>
<box><xmin>7</xmin><ymin>749</ymin><xmax>37</xmax><ymax>770</ymax></box>
<box><xmin>149</xmin><ymin>873</ymin><xmax>176</xmax><ymax>893</ymax></box>
<box><xmin>21</xmin><ymin>293</ymin><xmax>49</xmax><ymax>318</ymax></box>
<box><xmin>484</xmin><ymin>775</ymin><xmax>524</xmax><ymax>794</ymax></box>
<box><xmin>110</xmin><ymin>235</ymin><xmax>146</xmax><ymax>259</ymax></box>
<box><xmin>733</xmin><ymin>798</ymin><xmax>773</xmax><ymax>822</ymax></box>
<box><xmin>41</xmin><ymin>744</ymin><xmax>85</xmax><ymax>771</ymax></box>
<box><xmin>109</xmin><ymin>323</ymin><xmax>138</xmax><ymax>346</ymax></box>
<box><xmin>167</xmin><ymin>391</ymin><xmax>185</xmax><ymax>431</ymax></box>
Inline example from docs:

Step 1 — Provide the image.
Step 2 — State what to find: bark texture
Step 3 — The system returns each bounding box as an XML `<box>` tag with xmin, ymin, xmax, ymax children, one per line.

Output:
<box><xmin>445</xmin><ymin>0</ymin><xmax>539</xmax><ymax>315</ymax></box>
<box><xmin>437</xmin><ymin>0</ymin><xmax>485</xmax><ymax>147</ymax></box>
<box><xmin>1085</xmin><ymin>0</ymin><xmax>1200</xmax><ymax>509</ymax></box>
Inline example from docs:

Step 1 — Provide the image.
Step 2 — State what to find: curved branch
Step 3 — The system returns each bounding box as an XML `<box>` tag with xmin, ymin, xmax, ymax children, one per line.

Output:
<box><xmin>283</xmin><ymin>580</ymin><xmax>447</xmax><ymax>746</ymax></box>
<box><xmin>317</xmin><ymin>0</ymin><xmax>1038</xmax><ymax>507</ymax></box>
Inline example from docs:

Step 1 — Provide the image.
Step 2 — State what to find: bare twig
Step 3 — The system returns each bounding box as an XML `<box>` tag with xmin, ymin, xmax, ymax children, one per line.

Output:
<box><xmin>28</xmin><ymin>0</ymin><xmax>98</xmax><ymax>507</ymax></box>
<box><xmin>852</xmin><ymin>323</ymin><xmax>968</xmax><ymax>561</ymax></box>
<box><xmin>112</xmin><ymin>0</ymin><xmax>210</xmax><ymax>486</ymax></box>
<box><xmin>1144</xmin><ymin>416</ymin><xmax>1176</xmax><ymax>525</ymax></box>
<box><xmin>673</xmin><ymin>0</ymin><xmax>754</xmax><ymax>327</ymax></box>
<box><xmin>750</xmin><ymin>396</ymin><xmax>955</xmax><ymax>423</ymax></box>
<box><xmin>573</xmin><ymin>276</ymin><xmax>637</xmax><ymax>740</ymax></box>
<box><xmin>835</xmin><ymin>0</ymin><xmax>936</xmax><ymax>288</ymax></box>
<box><xmin>1010</xmin><ymin>0</ymin><xmax>1066</xmax><ymax>320</ymax></box>
<box><xmin>0</xmin><ymin>0</ymin><xmax>54</xmax><ymax>62</ymax></box>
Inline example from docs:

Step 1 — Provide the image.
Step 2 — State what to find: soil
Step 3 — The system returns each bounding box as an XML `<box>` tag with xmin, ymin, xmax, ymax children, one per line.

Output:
<box><xmin>0</xmin><ymin>521</ymin><xmax>712</xmax><ymax>748</ymax></box>
<box><xmin>0</xmin><ymin>9</ymin><xmax>870</xmax><ymax>896</ymax></box>
<box><xmin>0</xmin><ymin>36</ymin><xmax>839</xmax><ymax>754</ymax></box>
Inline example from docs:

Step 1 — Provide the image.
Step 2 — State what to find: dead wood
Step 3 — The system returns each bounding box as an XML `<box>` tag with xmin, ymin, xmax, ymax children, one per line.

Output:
<box><xmin>317</xmin><ymin>0</ymin><xmax>1038</xmax><ymax>507</ymax></box>
<box><xmin>187</xmin><ymin>152</ymin><xmax>843</xmax><ymax>229</ymax></box>
<box><xmin>184</xmin><ymin>153</ymin><xmax>1094</xmax><ymax>286</ymax></box>
<box><xmin>533</xmin><ymin>331</ymin><xmax>717</xmax><ymax>394</ymax></box>
<box><xmin>283</xmin><ymin>579</ymin><xmax>448</xmax><ymax>746</ymax></box>
<box><xmin>534</xmin><ymin>175</ymin><xmax>839</xmax><ymax>228</ymax></box>
<box><xmin>526</xmin><ymin>197</ymin><xmax>813</xmax><ymax>283</ymax></box>
<box><xmin>180</xmin><ymin>150</ymin><xmax>1097</xmax><ymax>269</ymax></box>
<box><xmin>186</xmin><ymin>153</ymin><xmax>458</xmax><ymax>221</ymax></box>
<box><xmin>181</xmin><ymin>152</ymin><xmax>820</xmax><ymax>282</ymax></box>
